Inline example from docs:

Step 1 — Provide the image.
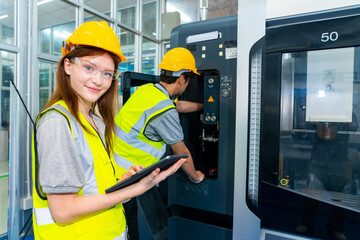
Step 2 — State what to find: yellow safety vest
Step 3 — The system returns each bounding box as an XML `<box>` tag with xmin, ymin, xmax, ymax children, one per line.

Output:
<box><xmin>32</xmin><ymin>100</ymin><xmax>127</xmax><ymax>240</ymax></box>
<box><xmin>114</xmin><ymin>83</ymin><xmax>175</xmax><ymax>168</ymax></box>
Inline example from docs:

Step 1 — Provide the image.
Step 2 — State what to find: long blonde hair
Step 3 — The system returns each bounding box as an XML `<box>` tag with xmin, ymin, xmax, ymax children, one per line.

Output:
<box><xmin>43</xmin><ymin>47</ymin><xmax>120</xmax><ymax>153</ymax></box>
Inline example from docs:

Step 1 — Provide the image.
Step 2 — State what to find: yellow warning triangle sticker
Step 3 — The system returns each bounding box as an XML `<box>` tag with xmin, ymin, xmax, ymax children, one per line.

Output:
<box><xmin>208</xmin><ymin>96</ymin><xmax>214</xmax><ymax>102</ymax></box>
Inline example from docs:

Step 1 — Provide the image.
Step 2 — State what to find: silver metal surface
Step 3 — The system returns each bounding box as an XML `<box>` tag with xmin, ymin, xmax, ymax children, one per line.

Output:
<box><xmin>233</xmin><ymin>0</ymin><xmax>265</xmax><ymax>239</ymax></box>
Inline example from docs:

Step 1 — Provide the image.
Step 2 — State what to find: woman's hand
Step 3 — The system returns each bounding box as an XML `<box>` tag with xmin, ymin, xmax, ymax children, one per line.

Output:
<box><xmin>138</xmin><ymin>158</ymin><xmax>186</xmax><ymax>191</ymax></box>
<box><xmin>47</xmin><ymin>160</ymin><xmax>185</xmax><ymax>224</ymax></box>
<box><xmin>119</xmin><ymin>164</ymin><xmax>144</xmax><ymax>182</ymax></box>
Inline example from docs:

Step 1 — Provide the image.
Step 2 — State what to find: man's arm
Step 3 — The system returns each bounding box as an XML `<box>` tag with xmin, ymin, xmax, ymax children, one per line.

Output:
<box><xmin>176</xmin><ymin>100</ymin><xmax>203</xmax><ymax>113</ymax></box>
<box><xmin>146</xmin><ymin>109</ymin><xmax>204</xmax><ymax>183</ymax></box>
<box><xmin>170</xmin><ymin>141</ymin><xmax>204</xmax><ymax>183</ymax></box>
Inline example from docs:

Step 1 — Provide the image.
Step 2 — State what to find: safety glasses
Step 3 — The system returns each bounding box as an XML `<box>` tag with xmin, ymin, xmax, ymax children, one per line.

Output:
<box><xmin>70</xmin><ymin>57</ymin><xmax>120</xmax><ymax>81</ymax></box>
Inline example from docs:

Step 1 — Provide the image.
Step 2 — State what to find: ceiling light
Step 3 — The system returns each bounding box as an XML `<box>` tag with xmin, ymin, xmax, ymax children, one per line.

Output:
<box><xmin>0</xmin><ymin>14</ymin><xmax>8</xmax><ymax>20</ymax></box>
<box><xmin>317</xmin><ymin>90</ymin><xmax>325</xmax><ymax>98</ymax></box>
<box><xmin>54</xmin><ymin>30</ymin><xmax>71</xmax><ymax>39</ymax></box>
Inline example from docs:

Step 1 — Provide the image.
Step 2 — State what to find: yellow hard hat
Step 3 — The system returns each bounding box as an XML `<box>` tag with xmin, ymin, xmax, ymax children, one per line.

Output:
<box><xmin>158</xmin><ymin>47</ymin><xmax>200</xmax><ymax>75</ymax></box>
<box><xmin>61</xmin><ymin>21</ymin><xmax>127</xmax><ymax>62</ymax></box>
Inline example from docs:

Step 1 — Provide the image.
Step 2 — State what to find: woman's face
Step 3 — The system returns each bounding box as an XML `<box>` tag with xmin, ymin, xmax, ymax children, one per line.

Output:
<box><xmin>64</xmin><ymin>52</ymin><xmax>115</xmax><ymax>108</ymax></box>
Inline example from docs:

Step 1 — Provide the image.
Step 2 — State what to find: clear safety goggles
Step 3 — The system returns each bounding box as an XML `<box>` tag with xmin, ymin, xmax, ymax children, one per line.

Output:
<box><xmin>70</xmin><ymin>57</ymin><xmax>120</xmax><ymax>81</ymax></box>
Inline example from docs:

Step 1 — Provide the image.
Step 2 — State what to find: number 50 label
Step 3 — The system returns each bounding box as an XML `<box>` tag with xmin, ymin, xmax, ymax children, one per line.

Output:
<box><xmin>321</xmin><ymin>31</ymin><xmax>339</xmax><ymax>42</ymax></box>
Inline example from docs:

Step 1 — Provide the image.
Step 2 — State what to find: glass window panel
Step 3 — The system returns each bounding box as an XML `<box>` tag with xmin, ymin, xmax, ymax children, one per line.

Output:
<box><xmin>84</xmin><ymin>11</ymin><xmax>110</xmax><ymax>24</ymax></box>
<box><xmin>166</xmin><ymin>0</ymin><xmax>197</xmax><ymax>24</ymax></box>
<box><xmin>119</xmin><ymin>58</ymin><xmax>134</xmax><ymax>73</ymax></box>
<box><xmin>1</xmin><ymin>63</ymin><xmax>11</xmax><ymax>88</ymax></box>
<box><xmin>117</xmin><ymin>27</ymin><xmax>135</xmax><ymax>58</ymax></box>
<box><xmin>51</xmin><ymin>65</ymin><xmax>56</xmax><ymax>93</ymax></box>
<box><xmin>0</xmin><ymin>88</ymin><xmax>10</xmax><ymax>130</ymax></box>
<box><xmin>279</xmin><ymin>46</ymin><xmax>360</xmax><ymax>212</ymax></box>
<box><xmin>84</xmin><ymin>0</ymin><xmax>111</xmax><ymax>15</ymax></box>
<box><xmin>0</xmin><ymin>50</ymin><xmax>14</xmax><ymax>235</ymax></box>
<box><xmin>39</xmin><ymin>61</ymin><xmax>57</xmax><ymax>111</ymax></box>
<box><xmin>0</xmin><ymin>0</ymin><xmax>15</xmax><ymax>45</ymax></box>
<box><xmin>39</xmin><ymin>62</ymin><xmax>50</xmax><ymax>87</ymax></box>
<box><xmin>142</xmin><ymin>38</ymin><xmax>156</xmax><ymax>74</ymax></box>
<box><xmin>39</xmin><ymin>28</ymin><xmax>50</xmax><ymax>54</ymax></box>
<box><xmin>118</xmin><ymin>2</ymin><xmax>136</xmax><ymax>29</ymax></box>
<box><xmin>38</xmin><ymin>0</ymin><xmax>75</xmax><ymax>56</ymax></box>
<box><xmin>0</xmin><ymin>89</ymin><xmax>10</xmax><ymax>127</ymax></box>
<box><xmin>142</xmin><ymin>1</ymin><xmax>156</xmax><ymax>37</ymax></box>
<box><xmin>52</xmin><ymin>22</ymin><xmax>74</xmax><ymax>56</ymax></box>
<box><xmin>142</xmin><ymin>56</ymin><xmax>155</xmax><ymax>75</ymax></box>
<box><xmin>39</xmin><ymin>90</ymin><xmax>49</xmax><ymax>112</ymax></box>
<box><xmin>142</xmin><ymin>37</ymin><xmax>156</xmax><ymax>56</ymax></box>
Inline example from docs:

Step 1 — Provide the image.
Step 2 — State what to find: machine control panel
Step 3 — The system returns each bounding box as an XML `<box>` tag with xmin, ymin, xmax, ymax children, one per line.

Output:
<box><xmin>220</xmin><ymin>75</ymin><xmax>232</xmax><ymax>98</ymax></box>
<box><xmin>204</xmin><ymin>74</ymin><xmax>219</xmax><ymax>125</ymax></box>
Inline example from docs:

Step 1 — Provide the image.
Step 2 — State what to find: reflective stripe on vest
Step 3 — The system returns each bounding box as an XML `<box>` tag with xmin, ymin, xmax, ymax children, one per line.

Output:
<box><xmin>113</xmin><ymin>152</ymin><xmax>133</xmax><ymax>170</ymax></box>
<box><xmin>113</xmin><ymin>229</ymin><xmax>127</xmax><ymax>240</ymax></box>
<box><xmin>115</xmin><ymin>99</ymin><xmax>172</xmax><ymax>160</ymax></box>
<box><xmin>33</xmin><ymin>207</ymin><xmax>55</xmax><ymax>226</ymax></box>
<box><xmin>114</xmin><ymin>84</ymin><xmax>175</xmax><ymax>169</ymax></box>
<box><xmin>49</xmin><ymin>104</ymin><xmax>99</xmax><ymax>195</ymax></box>
<box><xmin>116</xmin><ymin>99</ymin><xmax>174</xmax><ymax>158</ymax></box>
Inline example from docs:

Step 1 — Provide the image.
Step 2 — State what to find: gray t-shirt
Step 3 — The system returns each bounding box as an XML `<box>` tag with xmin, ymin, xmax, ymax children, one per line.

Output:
<box><xmin>143</xmin><ymin>83</ymin><xmax>184</xmax><ymax>144</ymax></box>
<box><xmin>36</xmin><ymin>110</ymin><xmax>106</xmax><ymax>194</ymax></box>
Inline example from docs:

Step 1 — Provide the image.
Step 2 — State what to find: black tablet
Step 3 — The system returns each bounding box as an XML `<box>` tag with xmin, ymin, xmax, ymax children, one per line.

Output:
<box><xmin>105</xmin><ymin>154</ymin><xmax>188</xmax><ymax>193</ymax></box>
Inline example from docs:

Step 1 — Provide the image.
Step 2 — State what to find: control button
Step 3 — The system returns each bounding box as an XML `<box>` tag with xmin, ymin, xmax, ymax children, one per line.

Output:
<box><xmin>208</xmin><ymin>78</ymin><xmax>214</xmax><ymax>84</ymax></box>
<box><xmin>205</xmin><ymin>116</ymin><xmax>211</xmax><ymax>121</ymax></box>
<box><xmin>221</xmin><ymin>89</ymin><xmax>229</xmax><ymax>97</ymax></box>
<box><xmin>210</xmin><ymin>116</ymin><xmax>216</xmax><ymax>121</ymax></box>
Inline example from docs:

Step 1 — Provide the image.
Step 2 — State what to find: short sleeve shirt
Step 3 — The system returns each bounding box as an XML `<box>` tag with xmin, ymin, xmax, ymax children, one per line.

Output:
<box><xmin>36</xmin><ymin>110</ymin><xmax>106</xmax><ymax>194</ymax></box>
<box><xmin>143</xmin><ymin>83</ymin><xmax>184</xmax><ymax>145</ymax></box>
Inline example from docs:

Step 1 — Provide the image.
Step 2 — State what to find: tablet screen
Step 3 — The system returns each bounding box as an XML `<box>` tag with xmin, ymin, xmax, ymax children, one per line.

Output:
<box><xmin>105</xmin><ymin>154</ymin><xmax>188</xmax><ymax>193</ymax></box>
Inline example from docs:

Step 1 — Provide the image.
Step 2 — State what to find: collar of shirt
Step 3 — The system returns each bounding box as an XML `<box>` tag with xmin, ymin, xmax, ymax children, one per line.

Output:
<box><xmin>89</xmin><ymin>110</ymin><xmax>105</xmax><ymax>135</ymax></box>
<box><xmin>154</xmin><ymin>83</ymin><xmax>177</xmax><ymax>101</ymax></box>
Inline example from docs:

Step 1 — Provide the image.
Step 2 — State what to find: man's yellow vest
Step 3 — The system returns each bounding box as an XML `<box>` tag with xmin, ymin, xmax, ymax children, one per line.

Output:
<box><xmin>114</xmin><ymin>83</ymin><xmax>175</xmax><ymax>168</ymax></box>
<box><xmin>32</xmin><ymin>100</ymin><xmax>127</xmax><ymax>240</ymax></box>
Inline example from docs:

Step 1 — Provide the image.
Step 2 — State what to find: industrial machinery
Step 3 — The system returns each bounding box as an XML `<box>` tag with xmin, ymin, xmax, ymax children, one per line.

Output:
<box><xmin>167</xmin><ymin>15</ymin><xmax>237</xmax><ymax>240</ymax></box>
<box><xmin>120</xmin><ymin>15</ymin><xmax>237</xmax><ymax>240</ymax></box>
<box><xmin>122</xmin><ymin>6</ymin><xmax>360</xmax><ymax>240</ymax></box>
<box><xmin>251</xmin><ymin>6</ymin><xmax>360</xmax><ymax>240</ymax></box>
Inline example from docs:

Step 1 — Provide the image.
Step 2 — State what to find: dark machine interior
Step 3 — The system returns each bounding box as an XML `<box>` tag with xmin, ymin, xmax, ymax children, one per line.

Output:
<box><xmin>180</xmin><ymin>70</ymin><xmax>220</xmax><ymax>179</ymax></box>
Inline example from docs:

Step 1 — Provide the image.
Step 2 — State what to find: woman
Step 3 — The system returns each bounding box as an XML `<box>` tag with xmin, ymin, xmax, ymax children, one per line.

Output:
<box><xmin>32</xmin><ymin>21</ymin><xmax>185</xmax><ymax>239</ymax></box>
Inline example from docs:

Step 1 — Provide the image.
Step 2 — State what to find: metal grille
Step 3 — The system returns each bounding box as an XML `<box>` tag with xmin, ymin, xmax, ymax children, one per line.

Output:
<box><xmin>248</xmin><ymin>47</ymin><xmax>262</xmax><ymax>207</ymax></box>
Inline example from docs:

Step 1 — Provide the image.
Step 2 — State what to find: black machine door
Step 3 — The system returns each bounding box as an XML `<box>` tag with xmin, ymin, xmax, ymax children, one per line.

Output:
<box><xmin>260</xmin><ymin>7</ymin><xmax>360</xmax><ymax>240</ymax></box>
<box><xmin>120</xmin><ymin>71</ymin><xmax>159</xmax><ymax>104</ymax></box>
